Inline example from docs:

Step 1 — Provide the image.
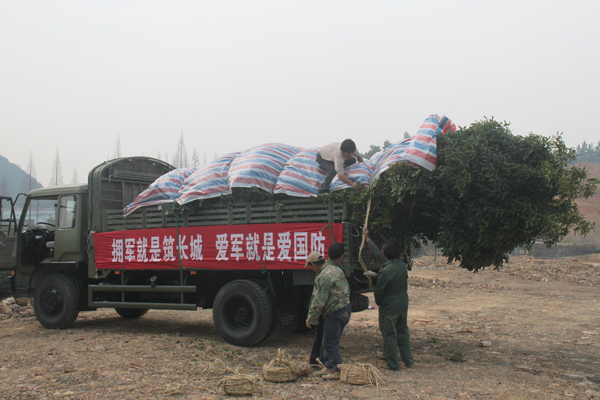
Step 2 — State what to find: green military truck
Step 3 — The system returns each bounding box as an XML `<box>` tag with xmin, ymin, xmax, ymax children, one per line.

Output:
<box><xmin>0</xmin><ymin>157</ymin><xmax>375</xmax><ymax>346</ymax></box>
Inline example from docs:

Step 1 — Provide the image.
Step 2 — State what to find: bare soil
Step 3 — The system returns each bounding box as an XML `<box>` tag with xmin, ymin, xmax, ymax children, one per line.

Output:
<box><xmin>1</xmin><ymin>255</ymin><xmax>600</xmax><ymax>400</ymax></box>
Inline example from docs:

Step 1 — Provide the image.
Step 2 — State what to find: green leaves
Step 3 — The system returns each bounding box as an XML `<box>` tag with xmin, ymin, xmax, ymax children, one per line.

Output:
<box><xmin>352</xmin><ymin>118</ymin><xmax>597</xmax><ymax>271</ymax></box>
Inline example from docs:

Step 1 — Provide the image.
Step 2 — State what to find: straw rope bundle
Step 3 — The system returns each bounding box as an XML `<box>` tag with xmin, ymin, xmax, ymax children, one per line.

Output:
<box><xmin>204</xmin><ymin>358</ymin><xmax>232</xmax><ymax>375</ymax></box>
<box><xmin>220</xmin><ymin>366</ymin><xmax>260</xmax><ymax>396</ymax></box>
<box><xmin>340</xmin><ymin>364</ymin><xmax>385</xmax><ymax>386</ymax></box>
<box><xmin>262</xmin><ymin>349</ymin><xmax>310</xmax><ymax>382</ymax></box>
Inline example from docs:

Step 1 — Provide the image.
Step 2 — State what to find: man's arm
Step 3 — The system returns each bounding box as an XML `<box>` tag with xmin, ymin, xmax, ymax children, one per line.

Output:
<box><xmin>367</xmin><ymin>239</ymin><xmax>387</xmax><ymax>265</ymax></box>
<box><xmin>363</xmin><ymin>227</ymin><xmax>387</xmax><ymax>265</ymax></box>
<box><xmin>306</xmin><ymin>278</ymin><xmax>328</xmax><ymax>327</ymax></box>
<box><xmin>338</xmin><ymin>173</ymin><xmax>360</xmax><ymax>188</ymax></box>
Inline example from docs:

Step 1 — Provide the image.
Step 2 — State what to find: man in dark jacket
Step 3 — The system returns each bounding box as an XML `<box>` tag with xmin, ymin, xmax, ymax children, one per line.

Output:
<box><xmin>363</xmin><ymin>227</ymin><xmax>414</xmax><ymax>371</ymax></box>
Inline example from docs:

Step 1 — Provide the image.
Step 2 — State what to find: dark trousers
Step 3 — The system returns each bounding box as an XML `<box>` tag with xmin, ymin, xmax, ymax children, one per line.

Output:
<box><xmin>309</xmin><ymin>315</ymin><xmax>324</xmax><ymax>365</ymax></box>
<box><xmin>316</xmin><ymin>153</ymin><xmax>356</xmax><ymax>191</ymax></box>
<box><xmin>379</xmin><ymin>312</ymin><xmax>414</xmax><ymax>370</ymax></box>
<box><xmin>322</xmin><ymin>303</ymin><xmax>352</xmax><ymax>371</ymax></box>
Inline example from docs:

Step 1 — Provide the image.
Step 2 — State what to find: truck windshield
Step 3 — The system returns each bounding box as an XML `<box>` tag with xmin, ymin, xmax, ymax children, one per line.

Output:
<box><xmin>22</xmin><ymin>198</ymin><xmax>57</xmax><ymax>229</ymax></box>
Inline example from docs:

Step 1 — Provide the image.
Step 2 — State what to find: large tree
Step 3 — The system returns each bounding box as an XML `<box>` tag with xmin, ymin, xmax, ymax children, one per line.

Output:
<box><xmin>48</xmin><ymin>147</ymin><xmax>63</xmax><ymax>187</ymax></box>
<box><xmin>113</xmin><ymin>134</ymin><xmax>122</xmax><ymax>158</ymax></box>
<box><xmin>71</xmin><ymin>168</ymin><xmax>78</xmax><ymax>184</ymax></box>
<box><xmin>344</xmin><ymin>119</ymin><xmax>597</xmax><ymax>271</ymax></box>
<box><xmin>21</xmin><ymin>151</ymin><xmax>37</xmax><ymax>193</ymax></box>
<box><xmin>173</xmin><ymin>132</ymin><xmax>188</xmax><ymax>168</ymax></box>
<box><xmin>191</xmin><ymin>149</ymin><xmax>199</xmax><ymax>169</ymax></box>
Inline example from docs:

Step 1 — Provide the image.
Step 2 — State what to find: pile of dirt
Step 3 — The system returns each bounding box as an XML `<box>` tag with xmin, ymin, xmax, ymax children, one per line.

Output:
<box><xmin>499</xmin><ymin>254</ymin><xmax>600</xmax><ymax>285</ymax></box>
<box><xmin>412</xmin><ymin>254</ymin><xmax>600</xmax><ymax>286</ymax></box>
<box><xmin>0</xmin><ymin>297</ymin><xmax>34</xmax><ymax>320</ymax></box>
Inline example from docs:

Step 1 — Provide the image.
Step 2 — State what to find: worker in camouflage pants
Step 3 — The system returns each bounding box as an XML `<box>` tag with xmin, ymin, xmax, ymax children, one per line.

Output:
<box><xmin>363</xmin><ymin>228</ymin><xmax>414</xmax><ymax>371</ymax></box>
<box><xmin>305</xmin><ymin>243</ymin><xmax>351</xmax><ymax>380</ymax></box>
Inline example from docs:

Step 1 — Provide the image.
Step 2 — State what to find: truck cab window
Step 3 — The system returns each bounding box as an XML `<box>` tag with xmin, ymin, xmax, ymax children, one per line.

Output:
<box><xmin>58</xmin><ymin>196</ymin><xmax>76</xmax><ymax>229</ymax></box>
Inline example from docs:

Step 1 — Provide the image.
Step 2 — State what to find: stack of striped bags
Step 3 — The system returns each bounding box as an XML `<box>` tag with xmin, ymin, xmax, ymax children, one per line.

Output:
<box><xmin>124</xmin><ymin>114</ymin><xmax>455</xmax><ymax>217</ymax></box>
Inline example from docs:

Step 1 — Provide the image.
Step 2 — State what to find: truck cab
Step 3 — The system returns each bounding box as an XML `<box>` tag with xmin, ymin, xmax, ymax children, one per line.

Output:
<box><xmin>0</xmin><ymin>157</ymin><xmax>173</xmax><ymax>329</ymax></box>
<box><xmin>1</xmin><ymin>185</ymin><xmax>88</xmax><ymax>291</ymax></box>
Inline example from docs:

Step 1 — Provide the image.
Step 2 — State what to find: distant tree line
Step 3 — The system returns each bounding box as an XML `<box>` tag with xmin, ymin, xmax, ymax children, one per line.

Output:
<box><xmin>363</xmin><ymin>132</ymin><xmax>411</xmax><ymax>159</ymax></box>
<box><xmin>574</xmin><ymin>140</ymin><xmax>600</xmax><ymax>164</ymax></box>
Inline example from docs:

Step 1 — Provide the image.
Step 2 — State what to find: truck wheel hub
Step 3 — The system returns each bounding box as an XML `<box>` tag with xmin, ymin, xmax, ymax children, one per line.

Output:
<box><xmin>224</xmin><ymin>297</ymin><xmax>253</xmax><ymax>332</ymax></box>
<box><xmin>40</xmin><ymin>287</ymin><xmax>63</xmax><ymax>317</ymax></box>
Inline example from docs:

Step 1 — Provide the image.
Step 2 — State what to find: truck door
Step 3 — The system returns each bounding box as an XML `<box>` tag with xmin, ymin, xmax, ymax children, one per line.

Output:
<box><xmin>0</xmin><ymin>197</ymin><xmax>18</xmax><ymax>270</ymax></box>
<box><xmin>53</xmin><ymin>195</ymin><xmax>84</xmax><ymax>262</ymax></box>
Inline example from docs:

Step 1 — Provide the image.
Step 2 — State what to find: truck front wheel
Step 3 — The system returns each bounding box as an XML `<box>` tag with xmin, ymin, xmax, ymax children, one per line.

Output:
<box><xmin>213</xmin><ymin>279</ymin><xmax>274</xmax><ymax>347</ymax></box>
<box><xmin>33</xmin><ymin>273</ymin><xmax>80</xmax><ymax>329</ymax></box>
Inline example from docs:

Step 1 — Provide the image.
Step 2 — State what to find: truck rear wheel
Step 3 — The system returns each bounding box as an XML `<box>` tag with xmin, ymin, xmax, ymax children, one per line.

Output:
<box><xmin>213</xmin><ymin>279</ymin><xmax>274</xmax><ymax>347</ymax></box>
<box><xmin>115</xmin><ymin>308</ymin><xmax>148</xmax><ymax>319</ymax></box>
<box><xmin>33</xmin><ymin>273</ymin><xmax>79</xmax><ymax>329</ymax></box>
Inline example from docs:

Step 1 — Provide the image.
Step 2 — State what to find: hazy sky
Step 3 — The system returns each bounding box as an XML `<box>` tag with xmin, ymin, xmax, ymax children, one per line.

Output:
<box><xmin>2</xmin><ymin>1</ymin><xmax>599</xmax><ymax>186</ymax></box>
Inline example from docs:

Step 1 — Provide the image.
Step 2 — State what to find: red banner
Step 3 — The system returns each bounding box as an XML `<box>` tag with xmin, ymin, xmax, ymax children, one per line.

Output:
<box><xmin>94</xmin><ymin>223</ymin><xmax>344</xmax><ymax>270</ymax></box>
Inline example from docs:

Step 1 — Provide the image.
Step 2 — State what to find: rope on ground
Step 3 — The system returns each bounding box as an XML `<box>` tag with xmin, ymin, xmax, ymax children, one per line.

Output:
<box><xmin>340</xmin><ymin>363</ymin><xmax>385</xmax><ymax>386</ymax></box>
<box><xmin>262</xmin><ymin>349</ymin><xmax>311</xmax><ymax>382</ymax></box>
<box><xmin>220</xmin><ymin>367</ymin><xmax>261</xmax><ymax>396</ymax></box>
<box><xmin>358</xmin><ymin>196</ymin><xmax>373</xmax><ymax>290</ymax></box>
<box><xmin>204</xmin><ymin>358</ymin><xmax>232</xmax><ymax>375</ymax></box>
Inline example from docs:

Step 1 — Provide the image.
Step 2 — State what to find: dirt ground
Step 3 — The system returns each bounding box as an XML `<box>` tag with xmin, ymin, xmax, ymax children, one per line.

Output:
<box><xmin>1</xmin><ymin>255</ymin><xmax>600</xmax><ymax>400</ymax></box>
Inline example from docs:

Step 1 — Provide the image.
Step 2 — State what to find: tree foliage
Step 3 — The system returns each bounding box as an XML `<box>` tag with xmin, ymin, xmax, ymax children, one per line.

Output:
<box><xmin>345</xmin><ymin>119</ymin><xmax>597</xmax><ymax>271</ymax></box>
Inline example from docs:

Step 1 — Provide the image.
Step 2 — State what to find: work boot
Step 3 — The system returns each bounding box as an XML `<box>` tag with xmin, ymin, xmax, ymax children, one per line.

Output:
<box><xmin>314</xmin><ymin>368</ymin><xmax>333</xmax><ymax>377</ymax></box>
<box><xmin>322</xmin><ymin>370</ymin><xmax>341</xmax><ymax>380</ymax></box>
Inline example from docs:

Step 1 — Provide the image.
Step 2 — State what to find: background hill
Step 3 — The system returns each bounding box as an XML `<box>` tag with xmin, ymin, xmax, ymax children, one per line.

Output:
<box><xmin>0</xmin><ymin>154</ymin><xmax>43</xmax><ymax>199</ymax></box>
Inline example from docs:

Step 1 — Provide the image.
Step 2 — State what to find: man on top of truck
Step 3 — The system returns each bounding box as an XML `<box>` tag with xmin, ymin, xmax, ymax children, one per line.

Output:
<box><xmin>316</xmin><ymin>139</ymin><xmax>365</xmax><ymax>194</ymax></box>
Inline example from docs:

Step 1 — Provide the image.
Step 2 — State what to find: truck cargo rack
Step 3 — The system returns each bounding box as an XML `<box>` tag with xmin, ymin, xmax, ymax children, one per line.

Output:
<box><xmin>102</xmin><ymin>198</ymin><xmax>346</xmax><ymax>232</ymax></box>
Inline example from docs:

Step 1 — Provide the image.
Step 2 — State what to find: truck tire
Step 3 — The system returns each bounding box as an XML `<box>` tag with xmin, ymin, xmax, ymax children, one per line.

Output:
<box><xmin>350</xmin><ymin>294</ymin><xmax>369</xmax><ymax>312</ymax></box>
<box><xmin>249</xmin><ymin>279</ymin><xmax>277</xmax><ymax>339</ymax></box>
<box><xmin>213</xmin><ymin>279</ymin><xmax>274</xmax><ymax>347</ymax></box>
<box><xmin>33</xmin><ymin>273</ymin><xmax>80</xmax><ymax>329</ymax></box>
<box><xmin>115</xmin><ymin>308</ymin><xmax>149</xmax><ymax>319</ymax></box>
